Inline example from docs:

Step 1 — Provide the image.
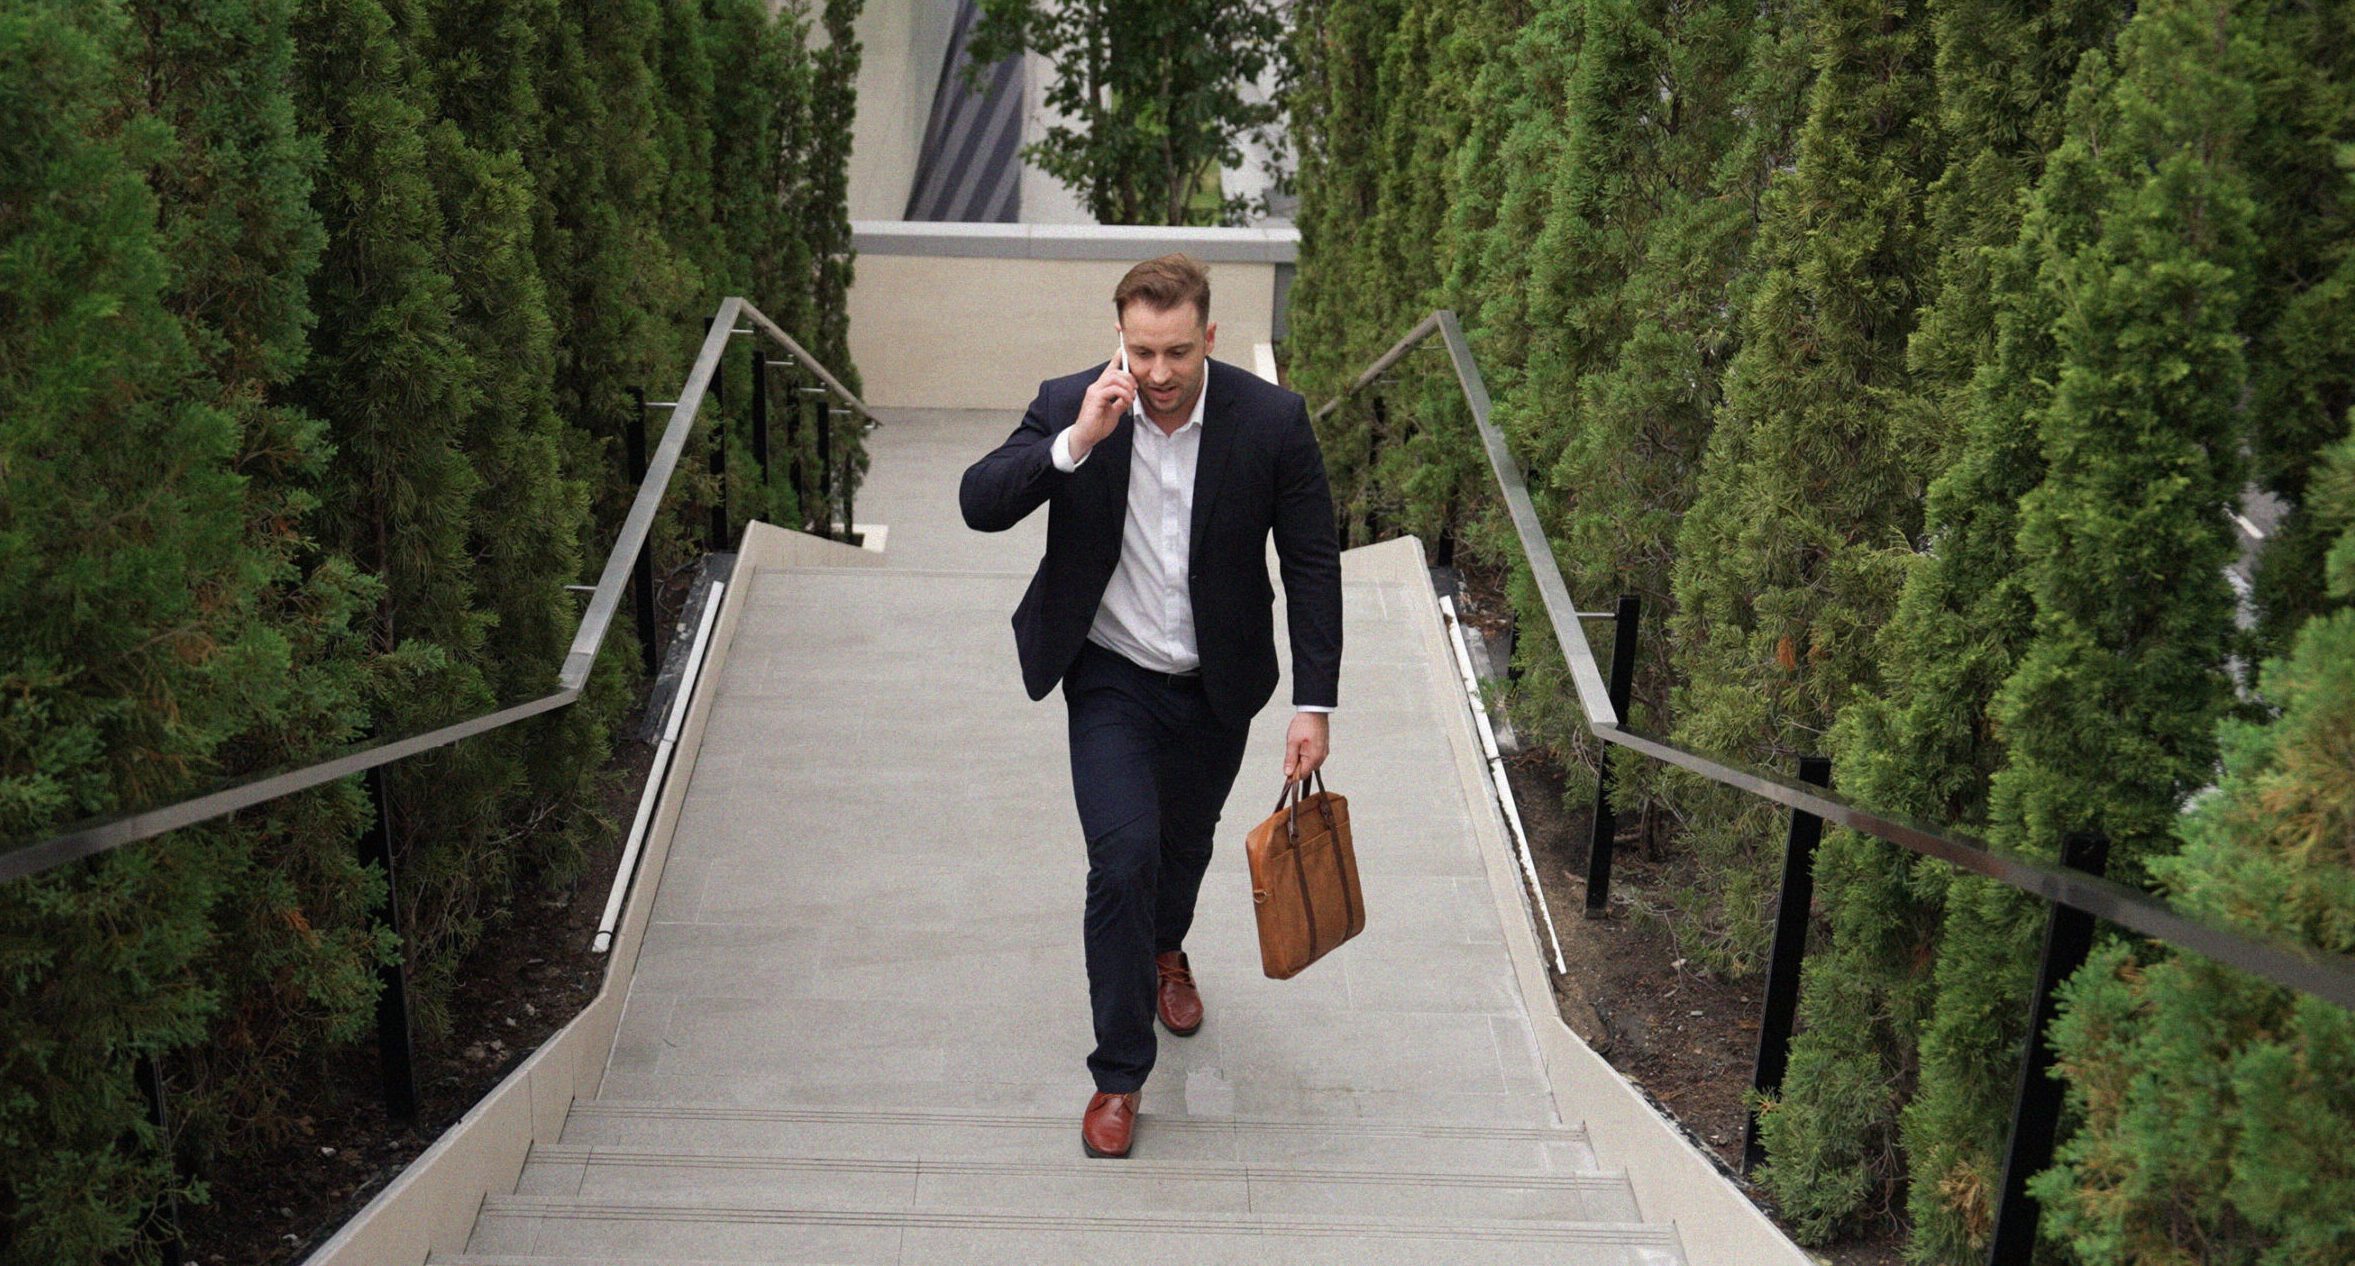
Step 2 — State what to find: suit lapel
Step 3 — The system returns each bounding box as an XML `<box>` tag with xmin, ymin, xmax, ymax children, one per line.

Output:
<box><xmin>1188</xmin><ymin>365</ymin><xmax>1235</xmax><ymax>572</ymax></box>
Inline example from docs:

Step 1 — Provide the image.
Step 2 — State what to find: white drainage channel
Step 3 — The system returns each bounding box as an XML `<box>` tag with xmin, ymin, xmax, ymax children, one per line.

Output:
<box><xmin>594</xmin><ymin>579</ymin><xmax>727</xmax><ymax>954</ymax></box>
<box><xmin>1439</xmin><ymin>594</ymin><xmax>1567</xmax><ymax>974</ymax></box>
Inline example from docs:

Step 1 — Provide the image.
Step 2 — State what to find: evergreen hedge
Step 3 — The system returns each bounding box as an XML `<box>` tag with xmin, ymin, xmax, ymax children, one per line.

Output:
<box><xmin>0</xmin><ymin>1</ymin><xmax>863</xmax><ymax>1259</ymax></box>
<box><xmin>1287</xmin><ymin>0</ymin><xmax>2355</xmax><ymax>1257</ymax></box>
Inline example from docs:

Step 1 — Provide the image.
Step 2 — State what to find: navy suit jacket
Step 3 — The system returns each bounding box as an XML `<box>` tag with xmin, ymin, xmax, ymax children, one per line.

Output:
<box><xmin>958</xmin><ymin>358</ymin><xmax>1343</xmax><ymax>731</ymax></box>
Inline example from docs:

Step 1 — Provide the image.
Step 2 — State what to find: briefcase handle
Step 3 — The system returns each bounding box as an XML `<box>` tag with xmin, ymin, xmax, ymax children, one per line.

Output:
<box><xmin>1270</xmin><ymin>770</ymin><xmax>1338</xmax><ymax>844</ymax></box>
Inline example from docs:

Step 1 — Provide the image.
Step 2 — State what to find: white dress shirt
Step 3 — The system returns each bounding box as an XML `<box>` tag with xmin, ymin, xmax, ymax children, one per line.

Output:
<box><xmin>1049</xmin><ymin>373</ymin><xmax>1333</xmax><ymax>713</ymax></box>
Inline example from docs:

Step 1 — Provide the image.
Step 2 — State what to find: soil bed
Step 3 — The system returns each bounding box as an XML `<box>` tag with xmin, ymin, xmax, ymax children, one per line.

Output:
<box><xmin>1454</xmin><ymin>562</ymin><xmax>1902</xmax><ymax>1266</ymax></box>
<box><xmin>175</xmin><ymin>555</ymin><xmax>707</xmax><ymax>1266</ymax></box>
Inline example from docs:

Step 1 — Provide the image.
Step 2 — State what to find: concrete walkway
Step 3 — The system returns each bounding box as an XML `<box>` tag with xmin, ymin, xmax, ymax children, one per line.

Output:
<box><xmin>430</xmin><ymin>405</ymin><xmax>1801</xmax><ymax>1265</ymax></box>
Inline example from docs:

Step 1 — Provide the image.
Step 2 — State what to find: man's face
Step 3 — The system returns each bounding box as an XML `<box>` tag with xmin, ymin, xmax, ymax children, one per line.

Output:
<box><xmin>1117</xmin><ymin>300</ymin><xmax>1217</xmax><ymax>424</ymax></box>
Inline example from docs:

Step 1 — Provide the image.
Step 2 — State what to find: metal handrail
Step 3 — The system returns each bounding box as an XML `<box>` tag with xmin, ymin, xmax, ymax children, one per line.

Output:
<box><xmin>3</xmin><ymin>296</ymin><xmax>872</xmax><ymax>884</ymax></box>
<box><xmin>1315</xmin><ymin>309</ymin><xmax>2355</xmax><ymax>1013</ymax></box>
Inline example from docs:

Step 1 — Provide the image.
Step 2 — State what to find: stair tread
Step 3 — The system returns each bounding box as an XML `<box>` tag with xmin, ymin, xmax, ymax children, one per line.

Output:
<box><xmin>569</xmin><ymin>1097</ymin><xmax>1590</xmax><ymax>1140</ymax></box>
<box><xmin>524</xmin><ymin>1141</ymin><xmax>1631</xmax><ymax>1186</ymax></box>
<box><xmin>479</xmin><ymin>1193</ymin><xmax>1682</xmax><ymax>1242</ymax></box>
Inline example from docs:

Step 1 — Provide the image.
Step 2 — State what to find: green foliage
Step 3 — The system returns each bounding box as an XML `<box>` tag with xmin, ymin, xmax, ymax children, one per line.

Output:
<box><xmin>1899</xmin><ymin>0</ymin><xmax>2257</xmax><ymax>1252</ymax></box>
<box><xmin>2242</xmin><ymin>2</ymin><xmax>2355</xmax><ymax>654</ymax></box>
<box><xmin>292</xmin><ymin>0</ymin><xmax>513</xmax><ymax>1036</ymax></box>
<box><xmin>1661</xmin><ymin>0</ymin><xmax>1939</xmax><ymax>973</ymax></box>
<box><xmin>2036</xmin><ymin>419</ymin><xmax>2355</xmax><ymax>1264</ymax></box>
<box><xmin>0</xmin><ymin>0</ymin><xmax>860</xmax><ymax>1257</ymax></box>
<box><xmin>970</xmin><ymin>0</ymin><xmax>1287</xmax><ymax>225</ymax></box>
<box><xmin>1504</xmin><ymin>0</ymin><xmax>1798</xmax><ymax>812</ymax></box>
<box><xmin>0</xmin><ymin>9</ymin><xmax>245</xmax><ymax>1257</ymax></box>
<box><xmin>1756</xmin><ymin>0</ymin><xmax>2122</xmax><ymax>1235</ymax></box>
<box><xmin>1289</xmin><ymin>0</ymin><xmax>2349</xmax><ymax>1258</ymax></box>
<box><xmin>117</xmin><ymin>0</ymin><xmax>384</xmax><ymax>1182</ymax></box>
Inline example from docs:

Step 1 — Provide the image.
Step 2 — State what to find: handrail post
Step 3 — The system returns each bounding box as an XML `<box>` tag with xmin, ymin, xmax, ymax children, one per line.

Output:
<box><xmin>788</xmin><ymin>382</ymin><xmax>809</xmax><ymax>524</ymax></box>
<box><xmin>362</xmin><ymin>763</ymin><xmax>420</xmax><ymax>1123</ymax></box>
<box><xmin>132</xmin><ymin>1053</ymin><xmax>184</xmax><ymax>1264</ymax></box>
<box><xmin>1744</xmin><ymin>753</ymin><xmax>1833</xmax><ymax>1172</ymax></box>
<box><xmin>815</xmin><ymin>393</ymin><xmax>834</xmax><ymax>540</ymax></box>
<box><xmin>624</xmin><ymin>389</ymin><xmax>659</xmax><ymax>676</ymax></box>
<box><xmin>752</xmin><ymin>352</ymin><xmax>770</xmax><ymax>485</ymax></box>
<box><xmin>837</xmin><ymin>409</ymin><xmax>856</xmax><ymax>544</ymax></box>
<box><xmin>1986</xmin><ymin>831</ymin><xmax>2109</xmax><ymax>1265</ymax></box>
<box><xmin>705</xmin><ymin>317</ymin><xmax>728</xmax><ymax>551</ymax></box>
<box><xmin>1584</xmin><ymin>595</ymin><xmax>1641</xmax><ymax>916</ymax></box>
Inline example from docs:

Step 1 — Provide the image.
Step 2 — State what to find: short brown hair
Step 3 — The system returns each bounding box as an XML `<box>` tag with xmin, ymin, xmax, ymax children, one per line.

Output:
<box><xmin>1114</xmin><ymin>254</ymin><xmax>1211</xmax><ymax>324</ymax></box>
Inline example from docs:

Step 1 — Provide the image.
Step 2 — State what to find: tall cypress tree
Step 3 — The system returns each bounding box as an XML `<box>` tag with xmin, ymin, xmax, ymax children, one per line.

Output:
<box><xmin>1898</xmin><ymin>0</ymin><xmax>2256</xmax><ymax>1251</ymax></box>
<box><xmin>2242</xmin><ymin>0</ymin><xmax>2355</xmax><ymax>653</ymax></box>
<box><xmin>801</xmin><ymin>0</ymin><xmax>867</xmax><ymax>513</ymax></box>
<box><xmin>1285</xmin><ymin>0</ymin><xmax>1405</xmax><ymax>421</ymax></box>
<box><xmin>707</xmin><ymin>0</ymin><xmax>815</xmax><ymax>527</ymax></box>
<box><xmin>116</xmin><ymin>0</ymin><xmax>388</xmax><ymax>1174</ymax></box>
<box><xmin>1756</xmin><ymin>0</ymin><xmax>2120</xmax><ymax>1236</ymax></box>
<box><xmin>538</xmin><ymin>0</ymin><xmax>694</xmax><ymax>542</ymax></box>
<box><xmin>2036</xmin><ymin>414</ymin><xmax>2355</xmax><ymax>1264</ymax></box>
<box><xmin>1500</xmin><ymin>0</ymin><xmax>1791</xmax><ymax>793</ymax></box>
<box><xmin>292</xmin><ymin>0</ymin><xmax>513</xmax><ymax>1032</ymax></box>
<box><xmin>1432</xmin><ymin>0</ymin><xmax>1545</xmax><ymax>373</ymax></box>
<box><xmin>1660</xmin><ymin>0</ymin><xmax>1938</xmax><ymax>970</ymax></box>
<box><xmin>419</xmin><ymin>0</ymin><xmax>610</xmax><ymax>898</ymax></box>
<box><xmin>0</xmin><ymin>3</ymin><xmax>295</xmax><ymax>1255</ymax></box>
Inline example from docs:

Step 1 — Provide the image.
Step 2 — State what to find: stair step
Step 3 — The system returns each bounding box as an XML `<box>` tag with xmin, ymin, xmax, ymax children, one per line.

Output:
<box><xmin>463</xmin><ymin>1195</ymin><xmax>1688</xmax><ymax>1265</ymax></box>
<box><xmin>518</xmin><ymin>1141</ymin><xmax>1641</xmax><ymax>1222</ymax></box>
<box><xmin>563</xmin><ymin>1100</ymin><xmax>1599</xmax><ymax>1175</ymax></box>
<box><xmin>431</xmin><ymin>1259</ymin><xmax>841</xmax><ymax>1266</ymax></box>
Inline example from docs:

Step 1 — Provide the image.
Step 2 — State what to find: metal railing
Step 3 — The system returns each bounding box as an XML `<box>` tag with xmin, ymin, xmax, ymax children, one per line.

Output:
<box><xmin>3</xmin><ymin>297</ymin><xmax>874</xmax><ymax>1120</ymax></box>
<box><xmin>1316</xmin><ymin>309</ymin><xmax>2355</xmax><ymax>1266</ymax></box>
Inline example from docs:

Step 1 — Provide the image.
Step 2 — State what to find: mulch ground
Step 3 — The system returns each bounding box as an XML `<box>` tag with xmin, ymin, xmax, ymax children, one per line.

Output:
<box><xmin>1448</xmin><ymin>559</ymin><xmax>1905</xmax><ymax>1265</ymax></box>
<box><xmin>175</xmin><ymin>733</ymin><xmax>649</xmax><ymax>1266</ymax></box>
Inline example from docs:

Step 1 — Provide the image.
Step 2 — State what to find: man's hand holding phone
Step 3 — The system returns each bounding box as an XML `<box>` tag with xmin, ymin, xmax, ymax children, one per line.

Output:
<box><xmin>1069</xmin><ymin>340</ymin><xmax>1136</xmax><ymax>463</ymax></box>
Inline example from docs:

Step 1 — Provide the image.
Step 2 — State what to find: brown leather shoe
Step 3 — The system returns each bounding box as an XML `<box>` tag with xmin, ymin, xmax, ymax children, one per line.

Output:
<box><xmin>1155</xmin><ymin>949</ymin><xmax>1203</xmax><ymax>1036</ymax></box>
<box><xmin>1081</xmin><ymin>1090</ymin><xmax>1140</xmax><ymax>1158</ymax></box>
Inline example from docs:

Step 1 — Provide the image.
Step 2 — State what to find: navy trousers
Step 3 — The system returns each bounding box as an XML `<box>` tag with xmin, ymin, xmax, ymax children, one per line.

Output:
<box><xmin>1060</xmin><ymin>639</ymin><xmax>1253</xmax><ymax>1093</ymax></box>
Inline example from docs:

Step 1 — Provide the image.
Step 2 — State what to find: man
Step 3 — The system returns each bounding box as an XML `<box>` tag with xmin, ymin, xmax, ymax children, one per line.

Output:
<box><xmin>958</xmin><ymin>254</ymin><xmax>1343</xmax><ymax>1160</ymax></box>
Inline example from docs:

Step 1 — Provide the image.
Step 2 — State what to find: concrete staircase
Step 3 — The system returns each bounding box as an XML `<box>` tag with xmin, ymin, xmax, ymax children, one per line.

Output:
<box><xmin>444</xmin><ymin>1101</ymin><xmax>1678</xmax><ymax>1263</ymax></box>
<box><xmin>420</xmin><ymin>406</ymin><xmax>1783</xmax><ymax>1266</ymax></box>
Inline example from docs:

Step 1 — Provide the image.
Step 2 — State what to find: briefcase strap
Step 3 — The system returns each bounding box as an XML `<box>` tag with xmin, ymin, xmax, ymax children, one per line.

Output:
<box><xmin>1291</xmin><ymin>820</ymin><xmax>1320</xmax><ymax>950</ymax></box>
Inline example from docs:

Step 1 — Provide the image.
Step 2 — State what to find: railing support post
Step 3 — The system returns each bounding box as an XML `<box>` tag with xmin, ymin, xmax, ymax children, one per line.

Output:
<box><xmin>705</xmin><ymin>318</ymin><xmax>728</xmax><ymax>551</ymax></box>
<box><xmin>624</xmin><ymin>389</ymin><xmax>659</xmax><ymax>676</ymax></box>
<box><xmin>1985</xmin><ymin>831</ymin><xmax>2109</xmax><ymax>1265</ymax></box>
<box><xmin>752</xmin><ymin>353</ymin><xmax>770</xmax><ymax>485</ymax></box>
<box><xmin>788</xmin><ymin>383</ymin><xmax>809</xmax><ymax>524</ymax></box>
<box><xmin>815</xmin><ymin>394</ymin><xmax>833</xmax><ymax>540</ymax></box>
<box><xmin>362</xmin><ymin>764</ymin><xmax>419</xmax><ymax>1123</ymax></box>
<box><xmin>1744</xmin><ymin>753</ymin><xmax>1833</xmax><ymax>1173</ymax></box>
<box><xmin>1583</xmin><ymin>594</ymin><xmax>1641</xmax><ymax>917</ymax></box>
<box><xmin>132</xmin><ymin>1053</ymin><xmax>184</xmax><ymax>1264</ymax></box>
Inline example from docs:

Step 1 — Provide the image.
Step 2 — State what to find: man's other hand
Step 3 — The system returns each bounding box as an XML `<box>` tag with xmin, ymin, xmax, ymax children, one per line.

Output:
<box><xmin>1071</xmin><ymin>358</ymin><xmax>1136</xmax><ymax>460</ymax></box>
<box><xmin>1282</xmin><ymin>711</ymin><xmax>1330</xmax><ymax>781</ymax></box>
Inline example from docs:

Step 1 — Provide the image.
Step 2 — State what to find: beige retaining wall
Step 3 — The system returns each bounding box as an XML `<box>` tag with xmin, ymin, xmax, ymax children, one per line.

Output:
<box><xmin>845</xmin><ymin>222</ymin><xmax>1297</xmax><ymax>411</ymax></box>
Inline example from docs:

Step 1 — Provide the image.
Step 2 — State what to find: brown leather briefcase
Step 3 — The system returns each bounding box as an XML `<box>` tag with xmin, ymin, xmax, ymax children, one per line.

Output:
<box><xmin>1244</xmin><ymin>771</ymin><xmax>1364</xmax><ymax>979</ymax></box>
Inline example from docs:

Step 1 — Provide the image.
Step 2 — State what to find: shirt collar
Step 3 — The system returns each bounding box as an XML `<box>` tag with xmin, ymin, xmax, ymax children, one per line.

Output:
<box><xmin>1131</xmin><ymin>365</ymin><xmax>1208</xmax><ymax>434</ymax></box>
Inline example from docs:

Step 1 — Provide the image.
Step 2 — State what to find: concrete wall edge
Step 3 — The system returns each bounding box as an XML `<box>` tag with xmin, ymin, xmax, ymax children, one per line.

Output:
<box><xmin>853</xmin><ymin>220</ymin><xmax>1300</xmax><ymax>264</ymax></box>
